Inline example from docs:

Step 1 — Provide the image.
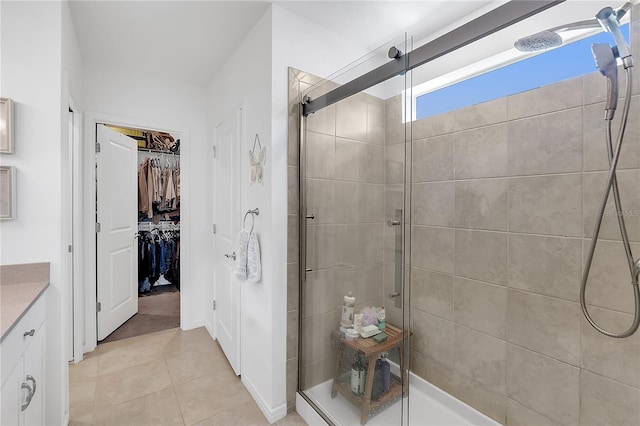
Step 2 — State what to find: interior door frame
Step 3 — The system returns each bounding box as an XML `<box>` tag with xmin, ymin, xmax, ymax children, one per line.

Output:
<box><xmin>81</xmin><ymin>111</ymin><xmax>189</xmax><ymax>356</ymax></box>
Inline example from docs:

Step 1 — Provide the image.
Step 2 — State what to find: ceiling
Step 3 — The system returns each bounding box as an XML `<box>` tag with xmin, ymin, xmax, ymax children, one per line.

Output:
<box><xmin>68</xmin><ymin>0</ymin><xmax>500</xmax><ymax>87</ymax></box>
<box><xmin>69</xmin><ymin>1</ymin><xmax>632</xmax><ymax>88</ymax></box>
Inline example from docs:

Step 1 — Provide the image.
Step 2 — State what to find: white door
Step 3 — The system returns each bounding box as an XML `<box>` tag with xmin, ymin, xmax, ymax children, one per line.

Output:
<box><xmin>213</xmin><ymin>107</ymin><xmax>242</xmax><ymax>375</ymax></box>
<box><xmin>96</xmin><ymin>124</ymin><xmax>138</xmax><ymax>340</ymax></box>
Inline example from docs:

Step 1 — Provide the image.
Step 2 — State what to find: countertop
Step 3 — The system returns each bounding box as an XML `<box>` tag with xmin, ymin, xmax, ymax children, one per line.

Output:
<box><xmin>0</xmin><ymin>263</ymin><xmax>50</xmax><ymax>343</ymax></box>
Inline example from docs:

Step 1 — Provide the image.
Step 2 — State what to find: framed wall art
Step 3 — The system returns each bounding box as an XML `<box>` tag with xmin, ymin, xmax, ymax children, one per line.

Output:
<box><xmin>0</xmin><ymin>166</ymin><xmax>16</xmax><ymax>219</ymax></box>
<box><xmin>0</xmin><ymin>98</ymin><xmax>14</xmax><ymax>154</ymax></box>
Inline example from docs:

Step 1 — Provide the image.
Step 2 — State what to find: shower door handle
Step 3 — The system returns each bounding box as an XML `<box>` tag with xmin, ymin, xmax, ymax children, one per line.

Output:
<box><xmin>391</xmin><ymin>209</ymin><xmax>403</xmax><ymax>309</ymax></box>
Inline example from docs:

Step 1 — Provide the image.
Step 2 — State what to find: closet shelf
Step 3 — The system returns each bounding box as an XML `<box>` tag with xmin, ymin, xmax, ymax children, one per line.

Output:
<box><xmin>138</xmin><ymin>222</ymin><xmax>180</xmax><ymax>232</ymax></box>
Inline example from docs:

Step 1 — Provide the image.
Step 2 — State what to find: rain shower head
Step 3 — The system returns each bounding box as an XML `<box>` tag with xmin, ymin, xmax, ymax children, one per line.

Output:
<box><xmin>514</xmin><ymin>31</ymin><xmax>563</xmax><ymax>52</ymax></box>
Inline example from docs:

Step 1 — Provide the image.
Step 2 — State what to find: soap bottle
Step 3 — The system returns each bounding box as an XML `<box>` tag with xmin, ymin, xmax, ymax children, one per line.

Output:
<box><xmin>340</xmin><ymin>291</ymin><xmax>356</xmax><ymax>329</ymax></box>
<box><xmin>351</xmin><ymin>352</ymin><xmax>366</xmax><ymax>395</ymax></box>
<box><xmin>379</xmin><ymin>352</ymin><xmax>391</xmax><ymax>393</ymax></box>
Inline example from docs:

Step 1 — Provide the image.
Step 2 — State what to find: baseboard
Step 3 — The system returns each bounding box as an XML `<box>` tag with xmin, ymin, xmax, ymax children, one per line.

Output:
<box><xmin>296</xmin><ymin>392</ymin><xmax>329</xmax><ymax>426</ymax></box>
<box><xmin>181</xmin><ymin>319</ymin><xmax>204</xmax><ymax>331</ymax></box>
<box><xmin>242</xmin><ymin>375</ymin><xmax>287</xmax><ymax>424</ymax></box>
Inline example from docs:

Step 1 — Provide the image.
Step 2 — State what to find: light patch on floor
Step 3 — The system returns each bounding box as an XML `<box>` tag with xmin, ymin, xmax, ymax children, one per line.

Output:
<box><xmin>69</xmin><ymin>327</ymin><xmax>307</xmax><ymax>426</ymax></box>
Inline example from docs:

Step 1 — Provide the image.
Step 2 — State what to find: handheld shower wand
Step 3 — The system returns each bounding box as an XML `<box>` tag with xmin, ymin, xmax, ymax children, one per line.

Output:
<box><xmin>581</xmin><ymin>4</ymin><xmax>639</xmax><ymax>338</ymax></box>
<box><xmin>591</xmin><ymin>43</ymin><xmax>619</xmax><ymax>118</ymax></box>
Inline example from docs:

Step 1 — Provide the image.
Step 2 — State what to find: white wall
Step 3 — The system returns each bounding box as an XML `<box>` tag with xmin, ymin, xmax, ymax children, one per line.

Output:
<box><xmin>82</xmin><ymin>60</ymin><xmax>209</xmax><ymax>338</ymax></box>
<box><xmin>207</xmin><ymin>8</ymin><xmax>283</xmax><ymax>420</ymax></box>
<box><xmin>0</xmin><ymin>1</ymin><xmax>70</xmax><ymax>423</ymax></box>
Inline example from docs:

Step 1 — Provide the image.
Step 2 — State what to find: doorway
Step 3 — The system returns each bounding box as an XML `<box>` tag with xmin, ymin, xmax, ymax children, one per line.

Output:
<box><xmin>95</xmin><ymin>122</ymin><xmax>182</xmax><ymax>344</ymax></box>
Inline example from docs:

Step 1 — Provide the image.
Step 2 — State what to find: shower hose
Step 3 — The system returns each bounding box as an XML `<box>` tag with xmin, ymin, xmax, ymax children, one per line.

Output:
<box><xmin>580</xmin><ymin>64</ymin><xmax>640</xmax><ymax>338</ymax></box>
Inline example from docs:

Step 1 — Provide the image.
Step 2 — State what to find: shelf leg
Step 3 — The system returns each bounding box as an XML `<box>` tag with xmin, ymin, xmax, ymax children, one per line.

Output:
<box><xmin>360</xmin><ymin>355</ymin><xmax>377</xmax><ymax>425</ymax></box>
<box><xmin>331</xmin><ymin>340</ymin><xmax>345</xmax><ymax>398</ymax></box>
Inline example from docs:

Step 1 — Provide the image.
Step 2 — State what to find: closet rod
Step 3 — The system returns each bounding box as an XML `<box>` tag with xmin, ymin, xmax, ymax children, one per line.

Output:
<box><xmin>138</xmin><ymin>148</ymin><xmax>180</xmax><ymax>156</ymax></box>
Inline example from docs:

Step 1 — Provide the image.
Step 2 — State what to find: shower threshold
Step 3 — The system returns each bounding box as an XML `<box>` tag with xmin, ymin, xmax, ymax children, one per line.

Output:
<box><xmin>300</xmin><ymin>369</ymin><xmax>499</xmax><ymax>426</ymax></box>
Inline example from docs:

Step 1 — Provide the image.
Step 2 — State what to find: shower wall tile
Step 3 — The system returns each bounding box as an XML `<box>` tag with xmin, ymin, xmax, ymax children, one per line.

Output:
<box><xmin>580</xmin><ymin>370</ymin><xmax>640</xmax><ymax>426</ymax></box>
<box><xmin>453</xmin><ymin>325</ymin><xmax>506</xmax><ymax>394</ymax></box>
<box><xmin>334</xmin><ymin>182</ymin><xmax>384</xmax><ymax>224</ymax></box>
<box><xmin>455</xmin><ymin>230</ymin><xmax>507</xmax><ymax>285</ymax></box>
<box><xmin>305</xmin><ymin>103</ymin><xmax>335</xmax><ymax>136</ymax></box>
<box><xmin>413</xmin><ymin>181</ymin><xmax>454</xmax><ymax>227</ymax></box>
<box><xmin>336</xmin><ymin>93</ymin><xmax>368</xmax><ymax>141</ymax></box>
<box><xmin>583</xmin><ymin>99</ymin><xmax>640</xmax><ymax>171</ymax></box>
<box><xmin>508</xmin><ymin>108</ymin><xmax>582</xmax><ymax>176</ymax></box>
<box><xmin>306</xmin><ymin>179</ymin><xmax>335</xmax><ymax>224</ymax></box>
<box><xmin>385</xmin><ymin>143</ymin><xmax>405</xmax><ymax>184</ymax></box>
<box><xmin>287</xmin><ymin>215</ymin><xmax>298</xmax><ymax>264</ymax></box>
<box><xmin>506</xmin><ymin>399</ymin><xmax>561</xmax><ymax>426</ymax></box>
<box><xmin>507</xmin><ymin>289</ymin><xmax>581</xmax><ymax>366</ymax></box>
<box><xmin>288</xmin><ymin>166</ymin><xmax>298</xmax><ymax>215</ymax></box>
<box><xmin>335</xmin><ymin>262</ymin><xmax>383</xmax><ymax>307</ymax></box>
<box><xmin>287</xmin><ymin>311</ymin><xmax>298</xmax><ymax>360</ymax></box>
<box><xmin>583</xmin><ymin>170</ymin><xmax>640</xmax><ymax>242</ymax></box>
<box><xmin>581</xmin><ymin>306</ymin><xmax>640</xmax><ymax>389</ymax></box>
<box><xmin>509</xmin><ymin>174</ymin><xmax>582</xmax><ymax>237</ymax></box>
<box><xmin>454</xmin><ymin>179</ymin><xmax>508</xmax><ymax>231</ymax></box>
<box><xmin>366</xmin><ymin>96</ymin><xmax>386</xmax><ymax>145</ymax></box>
<box><xmin>287</xmin><ymin>263</ymin><xmax>299</xmax><ymax>312</ymax></box>
<box><xmin>301</xmin><ymin>312</ymin><xmax>337</xmax><ymax>364</ymax></box>
<box><xmin>582</xmin><ymin>239</ymin><xmax>640</xmax><ymax>314</ymax></box>
<box><xmin>303</xmin><ymin>268</ymin><xmax>337</xmax><ymax>318</ymax></box>
<box><xmin>413</xmin><ymin>135</ymin><xmax>455</xmax><ymax>182</ymax></box>
<box><xmin>413</xmin><ymin>109</ymin><xmax>455</xmax><ymax>139</ymax></box>
<box><xmin>288</xmin><ymin>115</ymin><xmax>298</xmax><ymax>166</ymax></box>
<box><xmin>412</xmin><ymin>226</ymin><xmax>454</xmax><ymax>274</ymax></box>
<box><xmin>454</xmin><ymin>277</ymin><xmax>507</xmax><ymax>339</ymax></box>
<box><xmin>508</xmin><ymin>234</ymin><xmax>581</xmax><ymax>301</ymax></box>
<box><xmin>453</xmin><ymin>97</ymin><xmax>507</xmax><ymax>131</ymax></box>
<box><xmin>335</xmin><ymin>138</ymin><xmax>384</xmax><ymax>183</ymax></box>
<box><xmin>506</xmin><ymin>344</ymin><xmax>580</xmax><ymax>425</ymax></box>
<box><xmin>385</xmin><ymin>94</ymin><xmax>404</xmax><ymax>145</ymax></box>
<box><xmin>449</xmin><ymin>371</ymin><xmax>507</xmax><ymax>424</ymax></box>
<box><xmin>306</xmin><ymin>225</ymin><xmax>336</xmax><ymax>270</ymax></box>
<box><xmin>411</xmin><ymin>309</ymin><xmax>454</xmax><ymax>367</ymax></box>
<box><xmin>507</xmin><ymin>77</ymin><xmax>583</xmax><ymax>120</ymax></box>
<box><xmin>454</xmin><ymin>124</ymin><xmax>508</xmax><ymax>179</ymax></box>
<box><xmin>411</xmin><ymin>266</ymin><xmax>453</xmax><ymax>320</ymax></box>
<box><xmin>384</xmin><ymin>183</ymin><xmax>404</xmax><ymax>218</ymax></box>
<box><xmin>410</xmin><ymin>350</ymin><xmax>457</xmax><ymax>396</ymax></box>
<box><xmin>335</xmin><ymin>223</ymin><xmax>383</xmax><ymax>265</ymax></box>
<box><xmin>305</xmin><ymin>131</ymin><xmax>335</xmax><ymax>180</ymax></box>
<box><xmin>300</xmin><ymin>357</ymin><xmax>336</xmax><ymax>390</ymax></box>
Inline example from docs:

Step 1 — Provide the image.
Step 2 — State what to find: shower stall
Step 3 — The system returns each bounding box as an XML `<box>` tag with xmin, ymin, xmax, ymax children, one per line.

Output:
<box><xmin>288</xmin><ymin>1</ymin><xmax>640</xmax><ymax>425</ymax></box>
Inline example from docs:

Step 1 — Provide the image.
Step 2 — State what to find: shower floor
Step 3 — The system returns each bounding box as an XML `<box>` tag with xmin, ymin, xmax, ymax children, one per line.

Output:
<box><xmin>303</xmin><ymin>371</ymin><xmax>498</xmax><ymax>426</ymax></box>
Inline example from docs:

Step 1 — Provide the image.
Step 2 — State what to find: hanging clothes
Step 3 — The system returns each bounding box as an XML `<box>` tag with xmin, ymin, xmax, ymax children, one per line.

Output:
<box><xmin>138</xmin><ymin>155</ymin><xmax>180</xmax><ymax>220</ymax></box>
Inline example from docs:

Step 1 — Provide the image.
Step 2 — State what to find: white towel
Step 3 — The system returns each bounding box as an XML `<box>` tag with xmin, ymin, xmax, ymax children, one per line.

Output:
<box><xmin>234</xmin><ymin>229</ymin><xmax>249</xmax><ymax>280</ymax></box>
<box><xmin>247</xmin><ymin>232</ymin><xmax>261</xmax><ymax>283</ymax></box>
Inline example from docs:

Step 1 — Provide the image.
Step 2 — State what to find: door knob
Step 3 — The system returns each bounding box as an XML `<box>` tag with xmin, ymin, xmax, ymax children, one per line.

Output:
<box><xmin>225</xmin><ymin>252</ymin><xmax>237</xmax><ymax>260</ymax></box>
<box><xmin>388</xmin><ymin>291</ymin><xmax>401</xmax><ymax>298</ymax></box>
<box><xmin>386</xmin><ymin>219</ymin><xmax>401</xmax><ymax>227</ymax></box>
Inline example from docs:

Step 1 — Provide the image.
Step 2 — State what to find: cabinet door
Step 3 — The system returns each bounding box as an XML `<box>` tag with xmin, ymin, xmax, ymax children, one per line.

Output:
<box><xmin>1</xmin><ymin>356</ymin><xmax>24</xmax><ymax>426</ymax></box>
<box><xmin>23</xmin><ymin>324</ymin><xmax>45</xmax><ymax>426</ymax></box>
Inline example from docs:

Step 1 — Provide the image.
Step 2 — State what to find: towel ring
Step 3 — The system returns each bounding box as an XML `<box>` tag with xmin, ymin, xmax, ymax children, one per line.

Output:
<box><xmin>243</xmin><ymin>208</ymin><xmax>260</xmax><ymax>233</ymax></box>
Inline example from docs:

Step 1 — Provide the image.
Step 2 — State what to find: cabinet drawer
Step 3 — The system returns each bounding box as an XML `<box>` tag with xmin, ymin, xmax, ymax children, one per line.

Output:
<box><xmin>1</xmin><ymin>293</ymin><xmax>46</xmax><ymax>385</ymax></box>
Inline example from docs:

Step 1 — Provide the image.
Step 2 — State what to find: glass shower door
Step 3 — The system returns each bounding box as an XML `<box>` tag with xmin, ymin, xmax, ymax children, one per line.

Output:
<box><xmin>298</xmin><ymin>35</ymin><xmax>412</xmax><ymax>425</ymax></box>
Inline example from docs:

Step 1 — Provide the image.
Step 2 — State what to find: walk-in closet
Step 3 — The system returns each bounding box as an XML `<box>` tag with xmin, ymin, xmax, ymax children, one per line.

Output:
<box><xmin>99</xmin><ymin>125</ymin><xmax>181</xmax><ymax>343</ymax></box>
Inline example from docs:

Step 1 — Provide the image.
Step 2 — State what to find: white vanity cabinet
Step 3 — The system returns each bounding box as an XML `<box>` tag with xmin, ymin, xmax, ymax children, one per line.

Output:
<box><xmin>1</xmin><ymin>292</ymin><xmax>46</xmax><ymax>426</ymax></box>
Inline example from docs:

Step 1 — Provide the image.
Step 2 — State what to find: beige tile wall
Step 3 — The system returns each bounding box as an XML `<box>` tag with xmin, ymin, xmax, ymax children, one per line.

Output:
<box><xmin>394</xmin><ymin>6</ymin><xmax>640</xmax><ymax>424</ymax></box>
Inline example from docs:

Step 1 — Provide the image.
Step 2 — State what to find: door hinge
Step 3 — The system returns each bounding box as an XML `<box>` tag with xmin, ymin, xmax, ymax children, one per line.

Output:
<box><xmin>68</xmin><ymin>245</ymin><xmax>73</xmax><ymax>253</ymax></box>
<box><xmin>213</xmin><ymin>224</ymin><xmax>217</xmax><ymax>234</ymax></box>
<box><xmin>212</xmin><ymin>145</ymin><xmax>217</xmax><ymax>158</ymax></box>
<box><xmin>97</xmin><ymin>302</ymin><xmax>101</xmax><ymax>312</ymax></box>
<box><xmin>213</xmin><ymin>300</ymin><xmax>216</xmax><ymax>310</ymax></box>
<box><xmin>95</xmin><ymin>142</ymin><xmax>101</xmax><ymax>153</ymax></box>
<box><xmin>95</xmin><ymin>222</ymin><xmax>101</xmax><ymax>233</ymax></box>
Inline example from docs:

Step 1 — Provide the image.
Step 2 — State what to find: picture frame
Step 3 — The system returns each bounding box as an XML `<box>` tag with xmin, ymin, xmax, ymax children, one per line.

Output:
<box><xmin>0</xmin><ymin>97</ymin><xmax>14</xmax><ymax>154</ymax></box>
<box><xmin>0</xmin><ymin>166</ymin><xmax>16</xmax><ymax>220</ymax></box>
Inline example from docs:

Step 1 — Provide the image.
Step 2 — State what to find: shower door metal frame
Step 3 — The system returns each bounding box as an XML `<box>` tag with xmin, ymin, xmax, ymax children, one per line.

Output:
<box><xmin>296</xmin><ymin>0</ymin><xmax>567</xmax><ymax>422</ymax></box>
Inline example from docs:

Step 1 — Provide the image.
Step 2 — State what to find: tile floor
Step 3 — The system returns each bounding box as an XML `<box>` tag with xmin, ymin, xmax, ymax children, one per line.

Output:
<box><xmin>69</xmin><ymin>327</ymin><xmax>307</xmax><ymax>426</ymax></box>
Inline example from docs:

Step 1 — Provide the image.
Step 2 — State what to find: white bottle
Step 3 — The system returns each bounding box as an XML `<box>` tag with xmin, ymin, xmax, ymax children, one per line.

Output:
<box><xmin>340</xmin><ymin>291</ymin><xmax>356</xmax><ymax>328</ymax></box>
